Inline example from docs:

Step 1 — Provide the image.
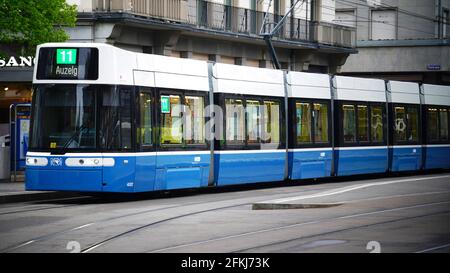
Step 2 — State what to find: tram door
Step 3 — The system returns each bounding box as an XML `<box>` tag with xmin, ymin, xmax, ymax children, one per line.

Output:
<box><xmin>133</xmin><ymin>89</ymin><xmax>157</xmax><ymax>192</ymax></box>
<box><xmin>101</xmin><ymin>87</ymin><xmax>141</xmax><ymax>192</ymax></box>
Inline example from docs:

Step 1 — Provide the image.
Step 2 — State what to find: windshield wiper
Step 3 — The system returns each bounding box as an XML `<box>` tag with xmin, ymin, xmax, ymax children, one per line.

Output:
<box><xmin>61</xmin><ymin>124</ymin><xmax>89</xmax><ymax>150</ymax></box>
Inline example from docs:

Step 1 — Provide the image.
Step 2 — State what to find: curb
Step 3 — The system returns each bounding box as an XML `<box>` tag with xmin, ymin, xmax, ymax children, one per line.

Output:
<box><xmin>252</xmin><ymin>202</ymin><xmax>343</xmax><ymax>210</ymax></box>
<box><xmin>0</xmin><ymin>192</ymin><xmax>82</xmax><ymax>204</ymax></box>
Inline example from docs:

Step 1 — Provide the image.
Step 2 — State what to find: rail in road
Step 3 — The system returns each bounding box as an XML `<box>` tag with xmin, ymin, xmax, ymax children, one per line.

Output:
<box><xmin>0</xmin><ymin>172</ymin><xmax>449</xmax><ymax>253</ymax></box>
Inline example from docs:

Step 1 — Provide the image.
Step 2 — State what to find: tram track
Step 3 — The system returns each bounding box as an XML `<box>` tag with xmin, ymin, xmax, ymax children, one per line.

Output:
<box><xmin>0</xmin><ymin>196</ymin><xmax>96</xmax><ymax>216</ymax></box>
<box><xmin>2</xmin><ymin>177</ymin><xmax>449</xmax><ymax>253</ymax></box>
<box><xmin>81</xmin><ymin>202</ymin><xmax>251</xmax><ymax>253</ymax></box>
<box><xmin>0</xmin><ymin>201</ymin><xmax>207</xmax><ymax>253</ymax></box>
<box><xmin>0</xmin><ymin>186</ymin><xmax>325</xmax><ymax>253</ymax></box>
<box><xmin>0</xmin><ymin>181</ymin><xmax>328</xmax><ymax>217</ymax></box>
<box><xmin>146</xmin><ymin>199</ymin><xmax>450</xmax><ymax>253</ymax></box>
<box><xmin>231</xmin><ymin>209</ymin><xmax>450</xmax><ymax>253</ymax></box>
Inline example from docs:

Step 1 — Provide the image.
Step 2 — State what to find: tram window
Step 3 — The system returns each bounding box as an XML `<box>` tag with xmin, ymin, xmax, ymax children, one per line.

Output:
<box><xmin>427</xmin><ymin>108</ymin><xmax>439</xmax><ymax>141</ymax></box>
<box><xmin>119</xmin><ymin>89</ymin><xmax>132</xmax><ymax>149</ymax></box>
<box><xmin>101</xmin><ymin>88</ymin><xmax>120</xmax><ymax>149</ymax></box>
<box><xmin>407</xmin><ymin>106</ymin><xmax>419</xmax><ymax>142</ymax></box>
<box><xmin>343</xmin><ymin>105</ymin><xmax>356</xmax><ymax>143</ymax></box>
<box><xmin>246</xmin><ymin>100</ymin><xmax>261</xmax><ymax>144</ymax></box>
<box><xmin>262</xmin><ymin>100</ymin><xmax>280</xmax><ymax>144</ymax></box>
<box><xmin>371</xmin><ymin>105</ymin><xmax>384</xmax><ymax>142</ymax></box>
<box><xmin>160</xmin><ymin>95</ymin><xmax>182</xmax><ymax>145</ymax></box>
<box><xmin>394</xmin><ymin>106</ymin><xmax>407</xmax><ymax>142</ymax></box>
<box><xmin>225</xmin><ymin>98</ymin><xmax>245</xmax><ymax>145</ymax></box>
<box><xmin>313</xmin><ymin>103</ymin><xmax>328</xmax><ymax>143</ymax></box>
<box><xmin>296</xmin><ymin>102</ymin><xmax>311</xmax><ymax>144</ymax></box>
<box><xmin>139</xmin><ymin>92</ymin><xmax>152</xmax><ymax>146</ymax></box>
<box><xmin>357</xmin><ymin>105</ymin><xmax>369</xmax><ymax>142</ymax></box>
<box><xmin>440</xmin><ymin>108</ymin><xmax>448</xmax><ymax>141</ymax></box>
<box><xmin>185</xmin><ymin>96</ymin><xmax>205</xmax><ymax>144</ymax></box>
<box><xmin>31</xmin><ymin>85</ymin><xmax>96</xmax><ymax>150</ymax></box>
<box><xmin>100</xmin><ymin>87</ymin><xmax>132</xmax><ymax>150</ymax></box>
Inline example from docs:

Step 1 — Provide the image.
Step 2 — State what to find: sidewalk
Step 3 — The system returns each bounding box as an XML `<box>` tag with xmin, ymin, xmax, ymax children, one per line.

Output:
<box><xmin>0</xmin><ymin>178</ymin><xmax>80</xmax><ymax>204</ymax></box>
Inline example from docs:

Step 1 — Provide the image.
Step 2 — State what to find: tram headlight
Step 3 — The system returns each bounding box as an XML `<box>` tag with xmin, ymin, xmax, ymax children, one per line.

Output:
<box><xmin>65</xmin><ymin>158</ymin><xmax>112</xmax><ymax>167</ymax></box>
<box><xmin>26</xmin><ymin>157</ymin><xmax>48</xmax><ymax>166</ymax></box>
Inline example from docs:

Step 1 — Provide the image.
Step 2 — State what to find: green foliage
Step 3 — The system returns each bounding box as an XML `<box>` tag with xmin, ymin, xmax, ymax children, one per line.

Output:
<box><xmin>0</xmin><ymin>0</ymin><xmax>77</xmax><ymax>56</ymax></box>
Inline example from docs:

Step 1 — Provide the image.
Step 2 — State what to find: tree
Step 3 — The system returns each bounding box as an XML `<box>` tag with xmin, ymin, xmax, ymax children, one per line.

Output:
<box><xmin>0</xmin><ymin>0</ymin><xmax>77</xmax><ymax>57</ymax></box>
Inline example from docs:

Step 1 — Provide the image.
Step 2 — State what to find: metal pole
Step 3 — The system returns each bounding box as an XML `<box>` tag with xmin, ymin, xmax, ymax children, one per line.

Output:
<box><xmin>385</xmin><ymin>81</ymin><xmax>392</xmax><ymax>173</ymax></box>
<box><xmin>259</xmin><ymin>0</ymin><xmax>273</xmax><ymax>35</ymax></box>
<box><xmin>207</xmin><ymin>62</ymin><xmax>215</xmax><ymax>186</ymax></box>
<box><xmin>283</xmin><ymin>71</ymin><xmax>289</xmax><ymax>180</ymax></box>
<box><xmin>260</xmin><ymin>0</ymin><xmax>304</xmax><ymax>70</ymax></box>
<box><xmin>9</xmin><ymin>104</ymin><xmax>16</xmax><ymax>182</ymax></box>
<box><xmin>419</xmin><ymin>83</ymin><xmax>426</xmax><ymax>170</ymax></box>
<box><xmin>329</xmin><ymin>75</ymin><xmax>336</xmax><ymax>176</ymax></box>
<box><xmin>263</xmin><ymin>35</ymin><xmax>281</xmax><ymax>69</ymax></box>
<box><xmin>271</xmin><ymin>0</ymin><xmax>303</xmax><ymax>35</ymax></box>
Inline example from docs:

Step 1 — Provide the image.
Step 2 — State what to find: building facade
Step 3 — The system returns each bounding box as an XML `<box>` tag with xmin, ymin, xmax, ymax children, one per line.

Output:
<box><xmin>66</xmin><ymin>0</ymin><xmax>356</xmax><ymax>72</ymax></box>
<box><xmin>335</xmin><ymin>0</ymin><xmax>450</xmax><ymax>84</ymax></box>
<box><xmin>0</xmin><ymin>0</ymin><xmax>356</xmax><ymax>137</ymax></box>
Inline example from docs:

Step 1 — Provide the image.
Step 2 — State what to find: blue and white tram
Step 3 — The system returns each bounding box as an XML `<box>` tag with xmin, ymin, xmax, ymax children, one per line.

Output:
<box><xmin>25</xmin><ymin>42</ymin><xmax>450</xmax><ymax>193</ymax></box>
<box><xmin>422</xmin><ymin>84</ymin><xmax>450</xmax><ymax>169</ymax></box>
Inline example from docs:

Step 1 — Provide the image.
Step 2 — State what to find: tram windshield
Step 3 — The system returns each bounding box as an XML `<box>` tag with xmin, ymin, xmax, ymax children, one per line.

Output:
<box><xmin>30</xmin><ymin>84</ymin><xmax>133</xmax><ymax>152</ymax></box>
<box><xmin>30</xmin><ymin>84</ymin><xmax>97</xmax><ymax>151</ymax></box>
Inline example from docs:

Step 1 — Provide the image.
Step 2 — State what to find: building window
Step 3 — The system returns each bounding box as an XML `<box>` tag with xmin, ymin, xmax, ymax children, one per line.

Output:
<box><xmin>371</xmin><ymin>9</ymin><xmax>397</xmax><ymax>40</ymax></box>
<box><xmin>443</xmin><ymin>9</ymin><xmax>449</xmax><ymax>38</ymax></box>
<box><xmin>335</xmin><ymin>9</ymin><xmax>356</xmax><ymax>28</ymax></box>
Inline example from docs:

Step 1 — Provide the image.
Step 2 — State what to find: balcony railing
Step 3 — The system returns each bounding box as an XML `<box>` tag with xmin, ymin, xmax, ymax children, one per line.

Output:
<box><xmin>92</xmin><ymin>0</ymin><xmax>356</xmax><ymax>48</ymax></box>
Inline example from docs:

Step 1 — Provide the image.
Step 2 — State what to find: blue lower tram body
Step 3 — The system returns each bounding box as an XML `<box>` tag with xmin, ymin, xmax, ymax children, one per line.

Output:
<box><xmin>424</xmin><ymin>145</ymin><xmax>450</xmax><ymax>170</ymax></box>
<box><xmin>214</xmin><ymin>151</ymin><xmax>285</xmax><ymax>186</ymax></box>
<box><xmin>390</xmin><ymin>146</ymin><xmax>422</xmax><ymax>172</ymax></box>
<box><xmin>288</xmin><ymin>149</ymin><xmax>332</xmax><ymax>179</ymax></box>
<box><xmin>25</xmin><ymin>145</ymin><xmax>450</xmax><ymax>192</ymax></box>
<box><xmin>335</xmin><ymin>147</ymin><xmax>389</xmax><ymax>176</ymax></box>
<box><xmin>26</xmin><ymin>152</ymin><xmax>211</xmax><ymax>193</ymax></box>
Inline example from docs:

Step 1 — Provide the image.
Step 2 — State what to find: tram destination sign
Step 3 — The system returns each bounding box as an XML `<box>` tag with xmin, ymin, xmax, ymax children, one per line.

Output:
<box><xmin>56</xmin><ymin>49</ymin><xmax>77</xmax><ymax>65</ymax></box>
<box><xmin>36</xmin><ymin>47</ymin><xmax>98</xmax><ymax>80</ymax></box>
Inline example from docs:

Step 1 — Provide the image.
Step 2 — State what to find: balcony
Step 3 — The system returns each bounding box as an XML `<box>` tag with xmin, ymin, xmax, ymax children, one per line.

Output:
<box><xmin>91</xmin><ymin>0</ymin><xmax>356</xmax><ymax>49</ymax></box>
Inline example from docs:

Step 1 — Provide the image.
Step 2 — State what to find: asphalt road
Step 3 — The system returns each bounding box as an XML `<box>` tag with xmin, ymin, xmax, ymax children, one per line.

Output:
<box><xmin>0</xmin><ymin>172</ymin><xmax>449</xmax><ymax>253</ymax></box>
